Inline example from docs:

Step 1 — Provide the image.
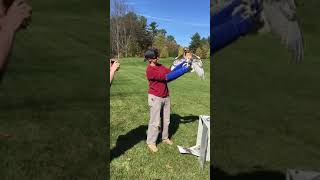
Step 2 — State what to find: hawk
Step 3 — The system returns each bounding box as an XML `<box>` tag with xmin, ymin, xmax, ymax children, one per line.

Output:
<box><xmin>171</xmin><ymin>48</ymin><xmax>205</xmax><ymax>80</ymax></box>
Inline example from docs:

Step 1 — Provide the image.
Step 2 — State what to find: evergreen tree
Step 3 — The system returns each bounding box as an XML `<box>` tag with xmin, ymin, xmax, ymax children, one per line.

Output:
<box><xmin>189</xmin><ymin>32</ymin><xmax>201</xmax><ymax>53</ymax></box>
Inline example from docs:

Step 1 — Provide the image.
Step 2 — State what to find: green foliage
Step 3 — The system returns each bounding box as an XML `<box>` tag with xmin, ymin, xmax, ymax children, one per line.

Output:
<box><xmin>189</xmin><ymin>33</ymin><xmax>210</xmax><ymax>59</ymax></box>
<box><xmin>153</xmin><ymin>33</ymin><xmax>179</xmax><ymax>58</ymax></box>
<box><xmin>149</xmin><ymin>21</ymin><xmax>158</xmax><ymax>35</ymax></box>
<box><xmin>167</xmin><ymin>35</ymin><xmax>175</xmax><ymax>42</ymax></box>
<box><xmin>196</xmin><ymin>47</ymin><xmax>203</xmax><ymax>58</ymax></box>
<box><xmin>111</xmin><ymin>10</ymin><xmax>181</xmax><ymax>58</ymax></box>
<box><xmin>157</xmin><ymin>29</ymin><xmax>167</xmax><ymax>36</ymax></box>
<box><xmin>153</xmin><ymin>33</ymin><xmax>166</xmax><ymax>51</ymax></box>
<box><xmin>206</xmin><ymin>48</ymin><xmax>210</xmax><ymax>59</ymax></box>
<box><xmin>160</xmin><ymin>47</ymin><xmax>169</xmax><ymax>58</ymax></box>
<box><xmin>189</xmin><ymin>32</ymin><xmax>201</xmax><ymax>53</ymax></box>
<box><xmin>178</xmin><ymin>46</ymin><xmax>184</xmax><ymax>57</ymax></box>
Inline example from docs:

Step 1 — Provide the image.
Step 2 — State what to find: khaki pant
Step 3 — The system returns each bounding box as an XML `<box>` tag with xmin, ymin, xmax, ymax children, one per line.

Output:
<box><xmin>146</xmin><ymin>94</ymin><xmax>170</xmax><ymax>145</ymax></box>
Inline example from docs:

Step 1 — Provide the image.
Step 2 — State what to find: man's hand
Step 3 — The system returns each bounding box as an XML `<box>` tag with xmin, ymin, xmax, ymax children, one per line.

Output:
<box><xmin>1</xmin><ymin>0</ymin><xmax>31</xmax><ymax>32</ymax></box>
<box><xmin>110</xmin><ymin>59</ymin><xmax>120</xmax><ymax>72</ymax></box>
<box><xmin>110</xmin><ymin>59</ymin><xmax>120</xmax><ymax>84</ymax></box>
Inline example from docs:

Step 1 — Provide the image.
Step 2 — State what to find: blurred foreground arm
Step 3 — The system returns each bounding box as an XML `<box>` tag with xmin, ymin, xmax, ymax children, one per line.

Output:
<box><xmin>110</xmin><ymin>59</ymin><xmax>120</xmax><ymax>85</ymax></box>
<box><xmin>0</xmin><ymin>22</ymin><xmax>14</xmax><ymax>73</ymax></box>
<box><xmin>0</xmin><ymin>0</ymin><xmax>31</xmax><ymax>74</ymax></box>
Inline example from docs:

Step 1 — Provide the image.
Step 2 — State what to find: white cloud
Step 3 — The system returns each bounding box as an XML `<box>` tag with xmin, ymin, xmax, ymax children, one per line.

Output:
<box><xmin>139</xmin><ymin>13</ymin><xmax>209</xmax><ymax>27</ymax></box>
<box><xmin>138</xmin><ymin>14</ymin><xmax>173</xmax><ymax>22</ymax></box>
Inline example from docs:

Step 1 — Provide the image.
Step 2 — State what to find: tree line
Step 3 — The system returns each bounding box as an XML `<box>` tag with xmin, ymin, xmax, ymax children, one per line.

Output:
<box><xmin>110</xmin><ymin>0</ymin><xmax>210</xmax><ymax>59</ymax></box>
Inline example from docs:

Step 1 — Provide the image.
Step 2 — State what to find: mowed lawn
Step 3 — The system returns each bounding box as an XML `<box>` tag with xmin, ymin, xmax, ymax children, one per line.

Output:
<box><xmin>214</xmin><ymin>0</ymin><xmax>320</xmax><ymax>179</ymax></box>
<box><xmin>110</xmin><ymin>58</ymin><xmax>210</xmax><ymax>179</ymax></box>
<box><xmin>0</xmin><ymin>1</ymin><xmax>107</xmax><ymax>179</ymax></box>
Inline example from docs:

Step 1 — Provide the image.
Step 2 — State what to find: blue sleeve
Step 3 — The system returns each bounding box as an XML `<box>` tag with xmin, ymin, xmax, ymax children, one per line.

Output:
<box><xmin>166</xmin><ymin>65</ymin><xmax>191</xmax><ymax>82</ymax></box>
<box><xmin>211</xmin><ymin>14</ymin><xmax>254</xmax><ymax>53</ymax></box>
<box><xmin>213</xmin><ymin>0</ymin><xmax>242</xmax><ymax>27</ymax></box>
<box><xmin>171</xmin><ymin>60</ymin><xmax>186</xmax><ymax>72</ymax></box>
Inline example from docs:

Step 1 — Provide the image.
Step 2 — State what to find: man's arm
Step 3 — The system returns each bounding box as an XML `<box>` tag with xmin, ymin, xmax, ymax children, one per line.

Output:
<box><xmin>166</xmin><ymin>65</ymin><xmax>190</xmax><ymax>82</ymax></box>
<box><xmin>110</xmin><ymin>69</ymin><xmax>115</xmax><ymax>84</ymax></box>
<box><xmin>171</xmin><ymin>60</ymin><xmax>186</xmax><ymax>72</ymax></box>
<box><xmin>0</xmin><ymin>27</ymin><xmax>15</xmax><ymax>73</ymax></box>
<box><xmin>0</xmin><ymin>0</ymin><xmax>32</xmax><ymax>75</ymax></box>
<box><xmin>147</xmin><ymin>63</ymin><xmax>191</xmax><ymax>82</ymax></box>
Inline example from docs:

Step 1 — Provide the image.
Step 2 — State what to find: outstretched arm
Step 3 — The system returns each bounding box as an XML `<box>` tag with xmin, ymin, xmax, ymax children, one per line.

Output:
<box><xmin>166</xmin><ymin>65</ymin><xmax>191</xmax><ymax>82</ymax></box>
<box><xmin>171</xmin><ymin>60</ymin><xmax>186</xmax><ymax>72</ymax></box>
<box><xmin>212</xmin><ymin>13</ymin><xmax>254</xmax><ymax>53</ymax></box>
<box><xmin>213</xmin><ymin>0</ymin><xmax>242</xmax><ymax>26</ymax></box>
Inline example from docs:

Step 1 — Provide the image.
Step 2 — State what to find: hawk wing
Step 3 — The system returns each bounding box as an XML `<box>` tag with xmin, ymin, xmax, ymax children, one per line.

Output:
<box><xmin>191</xmin><ymin>54</ymin><xmax>205</xmax><ymax>80</ymax></box>
<box><xmin>261</xmin><ymin>0</ymin><xmax>304</xmax><ymax>63</ymax></box>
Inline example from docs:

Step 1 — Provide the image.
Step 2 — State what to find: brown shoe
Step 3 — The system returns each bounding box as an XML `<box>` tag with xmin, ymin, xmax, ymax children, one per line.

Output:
<box><xmin>147</xmin><ymin>144</ymin><xmax>158</xmax><ymax>153</ymax></box>
<box><xmin>162</xmin><ymin>139</ymin><xmax>173</xmax><ymax>145</ymax></box>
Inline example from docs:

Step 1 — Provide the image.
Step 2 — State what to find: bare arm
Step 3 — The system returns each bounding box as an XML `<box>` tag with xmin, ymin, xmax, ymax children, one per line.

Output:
<box><xmin>110</xmin><ymin>68</ymin><xmax>116</xmax><ymax>84</ymax></box>
<box><xmin>0</xmin><ymin>26</ymin><xmax>15</xmax><ymax>73</ymax></box>
<box><xmin>0</xmin><ymin>0</ymin><xmax>31</xmax><ymax>75</ymax></box>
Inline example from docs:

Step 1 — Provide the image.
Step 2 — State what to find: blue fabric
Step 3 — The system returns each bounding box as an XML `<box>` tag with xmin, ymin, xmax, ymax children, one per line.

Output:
<box><xmin>211</xmin><ymin>13</ymin><xmax>254</xmax><ymax>53</ymax></box>
<box><xmin>166</xmin><ymin>65</ymin><xmax>191</xmax><ymax>82</ymax></box>
<box><xmin>211</xmin><ymin>0</ymin><xmax>262</xmax><ymax>54</ymax></box>
<box><xmin>171</xmin><ymin>60</ymin><xmax>186</xmax><ymax>72</ymax></box>
<box><xmin>213</xmin><ymin>0</ymin><xmax>242</xmax><ymax>27</ymax></box>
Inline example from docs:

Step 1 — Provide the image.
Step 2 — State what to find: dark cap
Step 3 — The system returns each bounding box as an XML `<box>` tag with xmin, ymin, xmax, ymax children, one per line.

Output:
<box><xmin>144</xmin><ymin>48</ymin><xmax>159</xmax><ymax>61</ymax></box>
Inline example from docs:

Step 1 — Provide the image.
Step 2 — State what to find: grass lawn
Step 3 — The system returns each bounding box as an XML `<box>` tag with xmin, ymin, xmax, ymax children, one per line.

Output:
<box><xmin>0</xmin><ymin>1</ymin><xmax>107</xmax><ymax>179</ymax></box>
<box><xmin>214</xmin><ymin>0</ymin><xmax>320</xmax><ymax>179</ymax></box>
<box><xmin>110</xmin><ymin>57</ymin><xmax>210</xmax><ymax>179</ymax></box>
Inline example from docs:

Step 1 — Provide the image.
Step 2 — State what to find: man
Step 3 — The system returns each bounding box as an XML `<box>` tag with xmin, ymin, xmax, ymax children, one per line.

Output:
<box><xmin>0</xmin><ymin>0</ymin><xmax>31</xmax><ymax>79</ymax></box>
<box><xmin>145</xmin><ymin>48</ymin><xmax>190</xmax><ymax>152</ymax></box>
<box><xmin>110</xmin><ymin>58</ymin><xmax>120</xmax><ymax>85</ymax></box>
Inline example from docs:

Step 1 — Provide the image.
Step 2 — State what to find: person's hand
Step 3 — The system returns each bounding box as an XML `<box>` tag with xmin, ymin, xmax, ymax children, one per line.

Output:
<box><xmin>1</xmin><ymin>0</ymin><xmax>32</xmax><ymax>32</ymax></box>
<box><xmin>110</xmin><ymin>60</ymin><xmax>120</xmax><ymax>72</ymax></box>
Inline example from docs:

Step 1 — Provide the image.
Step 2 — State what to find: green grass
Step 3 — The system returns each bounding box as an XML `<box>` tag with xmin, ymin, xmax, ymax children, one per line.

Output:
<box><xmin>0</xmin><ymin>1</ymin><xmax>107</xmax><ymax>179</ymax></box>
<box><xmin>110</xmin><ymin>58</ymin><xmax>210</xmax><ymax>179</ymax></box>
<box><xmin>214</xmin><ymin>0</ymin><xmax>320</xmax><ymax>178</ymax></box>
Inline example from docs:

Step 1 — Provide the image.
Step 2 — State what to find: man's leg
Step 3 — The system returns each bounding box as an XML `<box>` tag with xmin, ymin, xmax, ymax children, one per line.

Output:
<box><xmin>146</xmin><ymin>94</ymin><xmax>162</xmax><ymax>145</ymax></box>
<box><xmin>161</xmin><ymin>96</ymin><xmax>172</xmax><ymax>144</ymax></box>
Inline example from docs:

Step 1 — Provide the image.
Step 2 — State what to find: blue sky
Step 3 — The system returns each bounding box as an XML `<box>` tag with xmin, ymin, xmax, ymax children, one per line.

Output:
<box><xmin>121</xmin><ymin>0</ymin><xmax>210</xmax><ymax>47</ymax></box>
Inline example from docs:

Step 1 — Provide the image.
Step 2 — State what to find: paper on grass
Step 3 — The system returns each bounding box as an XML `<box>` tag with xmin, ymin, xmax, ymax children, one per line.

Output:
<box><xmin>177</xmin><ymin>145</ymin><xmax>200</xmax><ymax>157</ymax></box>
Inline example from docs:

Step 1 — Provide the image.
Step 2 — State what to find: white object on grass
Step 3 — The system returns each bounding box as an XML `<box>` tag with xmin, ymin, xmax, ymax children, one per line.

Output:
<box><xmin>177</xmin><ymin>115</ymin><xmax>210</xmax><ymax>170</ymax></box>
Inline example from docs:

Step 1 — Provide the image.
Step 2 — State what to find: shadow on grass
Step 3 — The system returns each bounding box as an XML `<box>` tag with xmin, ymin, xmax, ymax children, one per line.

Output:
<box><xmin>212</xmin><ymin>166</ymin><xmax>285</xmax><ymax>180</ymax></box>
<box><xmin>110</xmin><ymin>114</ymin><xmax>198</xmax><ymax>162</ymax></box>
<box><xmin>168</xmin><ymin>114</ymin><xmax>198</xmax><ymax>140</ymax></box>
